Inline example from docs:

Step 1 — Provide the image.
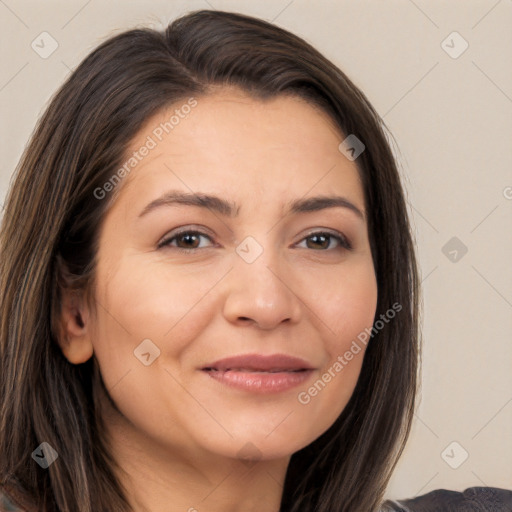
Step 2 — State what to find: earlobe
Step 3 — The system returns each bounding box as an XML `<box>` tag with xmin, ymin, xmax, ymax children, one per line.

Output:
<box><xmin>57</xmin><ymin>289</ymin><xmax>94</xmax><ymax>364</ymax></box>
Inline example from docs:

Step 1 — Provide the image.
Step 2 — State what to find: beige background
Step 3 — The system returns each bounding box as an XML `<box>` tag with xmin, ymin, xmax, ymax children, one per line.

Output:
<box><xmin>1</xmin><ymin>0</ymin><xmax>511</xmax><ymax>501</ymax></box>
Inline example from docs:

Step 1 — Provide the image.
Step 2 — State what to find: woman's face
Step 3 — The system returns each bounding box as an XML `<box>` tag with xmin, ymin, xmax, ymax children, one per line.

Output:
<box><xmin>85</xmin><ymin>87</ymin><xmax>377</xmax><ymax>462</ymax></box>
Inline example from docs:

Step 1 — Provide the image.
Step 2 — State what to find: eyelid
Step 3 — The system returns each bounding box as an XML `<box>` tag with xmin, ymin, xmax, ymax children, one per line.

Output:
<box><xmin>157</xmin><ymin>226</ymin><xmax>215</xmax><ymax>249</ymax></box>
<box><xmin>157</xmin><ymin>225</ymin><xmax>352</xmax><ymax>252</ymax></box>
<box><xmin>298</xmin><ymin>228</ymin><xmax>352</xmax><ymax>250</ymax></box>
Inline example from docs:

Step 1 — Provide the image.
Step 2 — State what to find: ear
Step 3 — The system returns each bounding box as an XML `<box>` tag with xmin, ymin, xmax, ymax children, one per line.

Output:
<box><xmin>56</xmin><ymin>287</ymin><xmax>94</xmax><ymax>364</ymax></box>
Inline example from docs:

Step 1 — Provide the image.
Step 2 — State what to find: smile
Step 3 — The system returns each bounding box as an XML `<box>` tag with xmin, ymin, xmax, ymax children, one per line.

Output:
<box><xmin>201</xmin><ymin>353</ymin><xmax>316</xmax><ymax>393</ymax></box>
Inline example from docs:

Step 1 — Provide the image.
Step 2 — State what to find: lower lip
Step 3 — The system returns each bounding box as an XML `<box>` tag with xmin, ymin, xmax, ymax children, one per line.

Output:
<box><xmin>202</xmin><ymin>369</ymin><xmax>315</xmax><ymax>393</ymax></box>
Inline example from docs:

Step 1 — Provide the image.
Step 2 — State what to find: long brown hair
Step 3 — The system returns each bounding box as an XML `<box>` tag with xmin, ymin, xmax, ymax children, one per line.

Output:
<box><xmin>0</xmin><ymin>10</ymin><xmax>420</xmax><ymax>512</ymax></box>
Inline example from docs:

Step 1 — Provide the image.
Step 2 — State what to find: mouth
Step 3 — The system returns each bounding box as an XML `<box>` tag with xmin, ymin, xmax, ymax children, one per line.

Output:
<box><xmin>203</xmin><ymin>368</ymin><xmax>309</xmax><ymax>373</ymax></box>
<box><xmin>201</xmin><ymin>353</ymin><xmax>315</xmax><ymax>373</ymax></box>
<box><xmin>200</xmin><ymin>354</ymin><xmax>316</xmax><ymax>393</ymax></box>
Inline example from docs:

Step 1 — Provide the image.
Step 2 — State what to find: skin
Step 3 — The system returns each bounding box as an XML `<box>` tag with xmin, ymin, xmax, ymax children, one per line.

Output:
<box><xmin>58</xmin><ymin>87</ymin><xmax>378</xmax><ymax>512</ymax></box>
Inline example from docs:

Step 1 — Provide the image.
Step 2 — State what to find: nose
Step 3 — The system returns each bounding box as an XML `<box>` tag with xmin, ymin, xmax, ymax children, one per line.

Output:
<box><xmin>222</xmin><ymin>248</ymin><xmax>302</xmax><ymax>330</ymax></box>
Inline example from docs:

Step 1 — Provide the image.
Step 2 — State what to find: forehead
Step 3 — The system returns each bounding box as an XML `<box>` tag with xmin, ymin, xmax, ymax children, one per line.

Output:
<box><xmin>115</xmin><ymin>87</ymin><xmax>365</xmax><ymax>215</ymax></box>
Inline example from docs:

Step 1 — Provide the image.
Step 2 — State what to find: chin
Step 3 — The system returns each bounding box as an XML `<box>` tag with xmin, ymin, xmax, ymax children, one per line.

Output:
<box><xmin>198</xmin><ymin>427</ymin><xmax>316</xmax><ymax>463</ymax></box>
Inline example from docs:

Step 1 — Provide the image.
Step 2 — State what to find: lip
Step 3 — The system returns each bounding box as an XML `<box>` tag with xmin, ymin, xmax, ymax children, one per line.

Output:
<box><xmin>200</xmin><ymin>353</ymin><xmax>316</xmax><ymax>394</ymax></box>
<box><xmin>201</xmin><ymin>353</ymin><xmax>315</xmax><ymax>372</ymax></box>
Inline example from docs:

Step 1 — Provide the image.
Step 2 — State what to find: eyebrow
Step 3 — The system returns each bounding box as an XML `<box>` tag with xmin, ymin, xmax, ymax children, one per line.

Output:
<box><xmin>138</xmin><ymin>190</ymin><xmax>365</xmax><ymax>221</ymax></box>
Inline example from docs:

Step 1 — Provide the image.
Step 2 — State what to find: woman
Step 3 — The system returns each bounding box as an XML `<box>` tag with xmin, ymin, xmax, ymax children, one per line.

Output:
<box><xmin>0</xmin><ymin>8</ymin><xmax>500</xmax><ymax>512</ymax></box>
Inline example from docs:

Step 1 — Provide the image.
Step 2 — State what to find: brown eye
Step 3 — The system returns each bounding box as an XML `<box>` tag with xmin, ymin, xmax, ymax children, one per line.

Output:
<box><xmin>298</xmin><ymin>231</ymin><xmax>351</xmax><ymax>251</ymax></box>
<box><xmin>158</xmin><ymin>230</ymin><xmax>213</xmax><ymax>251</ymax></box>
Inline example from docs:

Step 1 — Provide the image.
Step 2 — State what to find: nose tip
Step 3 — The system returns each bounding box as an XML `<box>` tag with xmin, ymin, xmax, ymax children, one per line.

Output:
<box><xmin>222</xmin><ymin>258</ymin><xmax>301</xmax><ymax>330</ymax></box>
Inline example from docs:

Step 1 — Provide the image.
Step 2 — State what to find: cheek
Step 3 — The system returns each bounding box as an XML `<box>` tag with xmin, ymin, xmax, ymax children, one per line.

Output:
<box><xmin>90</xmin><ymin>257</ymin><xmax>222</xmax><ymax>388</ymax></box>
<box><xmin>327</xmin><ymin>266</ymin><xmax>377</xmax><ymax>377</ymax></box>
<box><xmin>297</xmin><ymin>259</ymin><xmax>377</xmax><ymax>422</ymax></box>
<box><xmin>311</xmin><ymin>257</ymin><xmax>378</xmax><ymax>348</ymax></box>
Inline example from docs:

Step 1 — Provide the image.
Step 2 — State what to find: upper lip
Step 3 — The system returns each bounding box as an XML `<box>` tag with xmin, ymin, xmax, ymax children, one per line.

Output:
<box><xmin>201</xmin><ymin>353</ymin><xmax>315</xmax><ymax>372</ymax></box>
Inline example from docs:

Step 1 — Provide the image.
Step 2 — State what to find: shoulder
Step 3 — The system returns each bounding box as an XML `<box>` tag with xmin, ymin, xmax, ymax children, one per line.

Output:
<box><xmin>380</xmin><ymin>486</ymin><xmax>512</xmax><ymax>511</ymax></box>
<box><xmin>0</xmin><ymin>489</ymin><xmax>23</xmax><ymax>512</ymax></box>
<box><xmin>0</xmin><ymin>483</ymin><xmax>36</xmax><ymax>512</ymax></box>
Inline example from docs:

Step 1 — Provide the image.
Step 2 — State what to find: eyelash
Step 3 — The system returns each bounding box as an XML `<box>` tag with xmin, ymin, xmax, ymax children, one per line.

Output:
<box><xmin>157</xmin><ymin>228</ymin><xmax>352</xmax><ymax>253</ymax></box>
